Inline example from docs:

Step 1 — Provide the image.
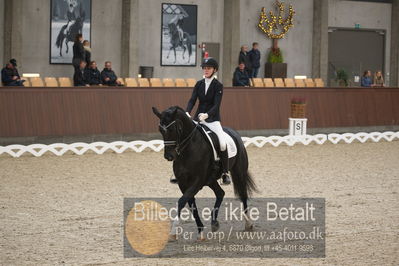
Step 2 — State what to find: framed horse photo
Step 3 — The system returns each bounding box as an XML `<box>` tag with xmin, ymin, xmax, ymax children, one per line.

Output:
<box><xmin>161</xmin><ymin>3</ymin><xmax>197</xmax><ymax>66</ymax></box>
<box><xmin>50</xmin><ymin>0</ymin><xmax>92</xmax><ymax>64</ymax></box>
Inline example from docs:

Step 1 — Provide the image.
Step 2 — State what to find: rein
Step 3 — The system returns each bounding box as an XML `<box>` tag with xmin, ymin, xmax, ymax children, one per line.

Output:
<box><xmin>160</xmin><ymin>120</ymin><xmax>198</xmax><ymax>156</ymax></box>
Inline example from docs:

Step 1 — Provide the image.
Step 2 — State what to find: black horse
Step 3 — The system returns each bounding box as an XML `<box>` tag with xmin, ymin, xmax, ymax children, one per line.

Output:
<box><xmin>152</xmin><ymin>106</ymin><xmax>257</xmax><ymax>240</ymax></box>
<box><xmin>166</xmin><ymin>23</ymin><xmax>193</xmax><ymax>64</ymax></box>
<box><xmin>55</xmin><ymin>9</ymin><xmax>85</xmax><ymax>57</ymax></box>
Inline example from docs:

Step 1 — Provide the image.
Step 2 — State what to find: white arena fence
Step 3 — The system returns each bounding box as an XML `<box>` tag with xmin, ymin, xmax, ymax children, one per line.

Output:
<box><xmin>0</xmin><ymin>131</ymin><xmax>398</xmax><ymax>158</ymax></box>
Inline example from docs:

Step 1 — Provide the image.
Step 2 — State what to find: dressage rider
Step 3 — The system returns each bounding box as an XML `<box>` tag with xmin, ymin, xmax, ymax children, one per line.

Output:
<box><xmin>184</xmin><ymin>58</ymin><xmax>231</xmax><ymax>185</ymax></box>
<box><xmin>169</xmin><ymin>14</ymin><xmax>185</xmax><ymax>43</ymax></box>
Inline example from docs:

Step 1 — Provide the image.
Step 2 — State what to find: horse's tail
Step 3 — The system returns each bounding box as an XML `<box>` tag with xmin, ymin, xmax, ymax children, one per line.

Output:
<box><xmin>56</xmin><ymin>24</ymin><xmax>68</xmax><ymax>48</ymax></box>
<box><xmin>232</xmin><ymin>167</ymin><xmax>257</xmax><ymax>201</ymax></box>
<box><xmin>226</xmin><ymin>128</ymin><xmax>258</xmax><ymax>201</ymax></box>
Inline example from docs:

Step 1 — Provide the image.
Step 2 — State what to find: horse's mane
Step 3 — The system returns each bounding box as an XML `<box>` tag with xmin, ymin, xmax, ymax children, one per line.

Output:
<box><xmin>168</xmin><ymin>106</ymin><xmax>193</xmax><ymax>123</ymax></box>
<box><xmin>171</xmin><ymin>106</ymin><xmax>185</xmax><ymax>114</ymax></box>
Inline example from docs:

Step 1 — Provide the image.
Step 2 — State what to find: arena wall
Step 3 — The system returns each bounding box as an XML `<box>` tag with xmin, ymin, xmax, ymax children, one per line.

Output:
<box><xmin>328</xmin><ymin>0</ymin><xmax>392</xmax><ymax>81</ymax></box>
<box><xmin>1</xmin><ymin>0</ymin><xmax>397</xmax><ymax>84</ymax></box>
<box><xmin>4</xmin><ymin>0</ymin><xmax>122</xmax><ymax>78</ymax></box>
<box><xmin>0</xmin><ymin>0</ymin><xmax>4</xmax><ymax>67</ymax></box>
<box><xmin>239</xmin><ymin>0</ymin><xmax>314</xmax><ymax>79</ymax></box>
<box><xmin>136</xmin><ymin>0</ymin><xmax>225</xmax><ymax>80</ymax></box>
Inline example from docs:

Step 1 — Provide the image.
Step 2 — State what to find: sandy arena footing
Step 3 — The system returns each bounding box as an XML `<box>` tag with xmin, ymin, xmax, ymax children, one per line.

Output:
<box><xmin>0</xmin><ymin>141</ymin><xmax>398</xmax><ymax>265</ymax></box>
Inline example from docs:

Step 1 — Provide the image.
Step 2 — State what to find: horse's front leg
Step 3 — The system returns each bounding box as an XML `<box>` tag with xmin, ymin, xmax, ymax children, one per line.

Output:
<box><xmin>170</xmin><ymin>184</ymin><xmax>203</xmax><ymax>241</ymax></box>
<box><xmin>167</xmin><ymin>46</ymin><xmax>173</xmax><ymax>59</ymax></box>
<box><xmin>188</xmin><ymin>198</ymin><xmax>205</xmax><ymax>240</ymax></box>
<box><xmin>65</xmin><ymin>40</ymin><xmax>69</xmax><ymax>54</ymax></box>
<box><xmin>182</xmin><ymin>46</ymin><xmax>186</xmax><ymax>60</ymax></box>
<box><xmin>173</xmin><ymin>48</ymin><xmax>177</xmax><ymax>63</ymax></box>
<box><xmin>59</xmin><ymin>41</ymin><xmax>63</xmax><ymax>57</ymax></box>
<box><xmin>209</xmin><ymin>181</ymin><xmax>225</xmax><ymax>232</ymax></box>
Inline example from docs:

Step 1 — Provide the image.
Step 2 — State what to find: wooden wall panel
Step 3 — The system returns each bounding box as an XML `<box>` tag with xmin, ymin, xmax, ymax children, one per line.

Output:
<box><xmin>0</xmin><ymin>87</ymin><xmax>398</xmax><ymax>137</ymax></box>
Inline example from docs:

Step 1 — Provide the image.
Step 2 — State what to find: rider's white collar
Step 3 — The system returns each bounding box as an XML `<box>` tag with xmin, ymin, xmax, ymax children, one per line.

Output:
<box><xmin>205</xmin><ymin>76</ymin><xmax>215</xmax><ymax>84</ymax></box>
<box><xmin>204</xmin><ymin>76</ymin><xmax>214</xmax><ymax>95</ymax></box>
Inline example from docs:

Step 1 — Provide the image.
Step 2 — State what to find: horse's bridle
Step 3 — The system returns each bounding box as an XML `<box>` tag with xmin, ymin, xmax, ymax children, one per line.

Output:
<box><xmin>159</xmin><ymin>119</ymin><xmax>197</xmax><ymax>156</ymax></box>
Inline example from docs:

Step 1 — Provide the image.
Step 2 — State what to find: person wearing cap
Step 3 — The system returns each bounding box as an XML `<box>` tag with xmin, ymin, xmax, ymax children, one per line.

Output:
<box><xmin>183</xmin><ymin>57</ymin><xmax>232</xmax><ymax>185</ymax></box>
<box><xmin>1</xmin><ymin>59</ymin><xmax>25</xmax><ymax>86</ymax></box>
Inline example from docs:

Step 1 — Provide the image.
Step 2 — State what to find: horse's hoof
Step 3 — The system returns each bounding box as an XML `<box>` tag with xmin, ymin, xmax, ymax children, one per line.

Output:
<box><xmin>168</xmin><ymin>234</ymin><xmax>177</xmax><ymax>242</ymax></box>
<box><xmin>197</xmin><ymin>232</ymin><xmax>206</xmax><ymax>242</ymax></box>
<box><xmin>211</xmin><ymin>221</ymin><xmax>220</xmax><ymax>232</ymax></box>
<box><xmin>245</xmin><ymin>223</ymin><xmax>254</xmax><ymax>231</ymax></box>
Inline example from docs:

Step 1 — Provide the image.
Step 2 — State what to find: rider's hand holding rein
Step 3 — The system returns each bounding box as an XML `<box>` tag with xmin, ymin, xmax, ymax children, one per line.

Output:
<box><xmin>198</xmin><ymin>113</ymin><xmax>209</xmax><ymax>122</ymax></box>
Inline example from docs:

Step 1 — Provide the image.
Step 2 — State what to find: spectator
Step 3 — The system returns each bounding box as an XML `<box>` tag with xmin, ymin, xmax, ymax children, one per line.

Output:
<box><xmin>72</xmin><ymin>34</ymin><xmax>85</xmax><ymax>71</ymax></box>
<box><xmin>1</xmin><ymin>59</ymin><xmax>25</xmax><ymax>86</ymax></box>
<box><xmin>83</xmin><ymin>40</ymin><xmax>91</xmax><ymax>66</ymax></box>
<box><xmin>373</xmin><ymin>70</ymin><xmax>384</xmax><ymax>87</ymax></box>
<box><xmin>248</xmin><ymin>42</ymin><xmax>261</xmax><ymax>78</ymax></box>
<box><xmin>360</xmin><ymin>70</ymin><xmax>372</xmax><ymax>87</ymax></box>
<box><xmin>101</xmin><ymin>61</ymin><xmax>122</xmax><ymax>86</ymax></box>
<box><xmin>73</xmin><ymin>60</ymin><xmax>89</xmax><ymax>86</ymax></box>
<box><xmin>238</xmin><ymin>45</ymin><xmax>252</xmax><ymax>77</ymax></box>
<box><xmin>233</xmin><ymin>62</ymin><xmax>250</xmax><ymax>87</ymax></box>
<box><xmin>84</xmin><ymin>61</ymin><xmax>102</xmax><ymax>86</ymax></box>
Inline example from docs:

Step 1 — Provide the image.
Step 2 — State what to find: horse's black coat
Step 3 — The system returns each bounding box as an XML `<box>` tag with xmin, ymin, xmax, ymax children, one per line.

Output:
<box><xmin>152</xmin><ymin>106</ymin><xmax>257</xmax><ymax>235</ymax></box>
<box><xmin>166</xmin><ymin>23</ymin><xmax>193</xmax><ymax>64</ymax></box>
<box><xmin>56</xmin><ymin>8</ymin><xmax>85</xmax><ymax>57</ymax></box>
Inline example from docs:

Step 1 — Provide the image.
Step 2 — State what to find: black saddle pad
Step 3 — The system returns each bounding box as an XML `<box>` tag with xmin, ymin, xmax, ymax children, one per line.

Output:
<box><xmin>198</xmin><ymin>124</ymin><xmax>221</xmax><ymax>156</ymax></box>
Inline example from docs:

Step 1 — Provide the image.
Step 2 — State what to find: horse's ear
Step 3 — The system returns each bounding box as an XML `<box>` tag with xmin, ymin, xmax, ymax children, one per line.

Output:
<box><xmin>152</xmin><ymin>107</ymin><xmax>162</xmax><ymax>119</ymax></box>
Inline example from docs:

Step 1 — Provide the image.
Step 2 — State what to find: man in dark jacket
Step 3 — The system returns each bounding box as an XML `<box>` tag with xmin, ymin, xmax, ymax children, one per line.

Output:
<box><xmin>233</xmin><ymin>62</ymin><xmax>250</xmax><ymax>86</ymax></box>
<box><xmin>1</xmin><ymin>59</ymin><xmax>25</xmax><ymax>86</ymax></box>
<box><xmin>248</xmin><ymin>42</ymin><xmax>261</xmax><ymax>78</ymax></box>
<box><xmin>73</xmin><ymin>60</ymin><xmax>89</xmax><ymax>86</ymax></box>
<box><xmin>101</xmin><ymin>61</ymin><xmax>122</xmax><ymax>86</ymax></box>
<box><xmin>238</xmin><ymin>45</ymin><xmax>252</xmax><ymax>78</ymax></box>
<box><xmin>84</xmin><ymin>61</ymin><xmax>102</xmax><ymax>85</ymax></box>
<box><xmin>72</xmin><ymin>34</ymin><xmax>85</xmax><ymax>71</ymax></box>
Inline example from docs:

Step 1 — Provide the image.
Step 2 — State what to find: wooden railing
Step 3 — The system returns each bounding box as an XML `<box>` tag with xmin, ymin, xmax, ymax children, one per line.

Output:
<box><xmin>0</xmin><ymin>86</ymin><xmax>398</xmax><ymax>137</ymax></box>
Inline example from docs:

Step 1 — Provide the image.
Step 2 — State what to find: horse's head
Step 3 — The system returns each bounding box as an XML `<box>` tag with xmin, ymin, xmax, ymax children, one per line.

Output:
<box><xmin>152</xmin><ymin>106</ymin><xmax>192</xmax><ymax>161</ymax></box>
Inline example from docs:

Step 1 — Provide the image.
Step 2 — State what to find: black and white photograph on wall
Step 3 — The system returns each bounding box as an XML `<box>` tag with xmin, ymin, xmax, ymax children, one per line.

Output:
<box><xmin>161</xmin><ymin>3</ymin><xmax>197</xmax><ymax>66</ymax></box>
<box><xmin>50</xmin><ymin>0</ymin><xmax>91</xmax><ymax>64</ymax></box>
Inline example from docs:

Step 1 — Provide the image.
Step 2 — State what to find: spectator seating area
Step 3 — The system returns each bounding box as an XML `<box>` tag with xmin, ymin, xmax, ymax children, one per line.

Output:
<box><xmin>5</xmin><ymin>77</ymin><xmax>325</xmax><ymax>87</ymax></box>
<box><xmin>15</xmin><ymin>77</ymin><xmax>200</xmax><ymax>87</ymax></box>
<box><xmin>251</xmin><ymin>78</ymin><xmax>325</xmax><ymax>87</ymax></box>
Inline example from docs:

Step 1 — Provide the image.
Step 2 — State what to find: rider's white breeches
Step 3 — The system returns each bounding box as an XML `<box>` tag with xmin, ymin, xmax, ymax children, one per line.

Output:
<box><xmin>200</xmin><ymin>121</ymin><xmax>227</xmax><ymax>151</ymax></box>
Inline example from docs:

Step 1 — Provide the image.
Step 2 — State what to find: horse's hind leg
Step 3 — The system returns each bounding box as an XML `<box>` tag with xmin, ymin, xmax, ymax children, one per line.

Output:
<box><xmin>188</xmin><ymin>198</ymin><xmax>205</xmax><ymax>240</ymax></box>
<box><xmin>209</xmin><ymin>181</ymin><xmax>225</xmax><ymax>232</ymax></box>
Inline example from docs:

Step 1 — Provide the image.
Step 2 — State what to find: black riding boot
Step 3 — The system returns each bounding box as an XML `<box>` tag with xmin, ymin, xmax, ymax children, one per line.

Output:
<box><xmin>220</xmin><ymin>150</ymin><xmax>231</xmax><ymax>185</ymax></box>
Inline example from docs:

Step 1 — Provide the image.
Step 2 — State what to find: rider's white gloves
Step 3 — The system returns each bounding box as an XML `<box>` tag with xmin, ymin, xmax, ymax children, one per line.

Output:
<box><xmin>185</xmin><ymin>112</ymin><xmax>191</xmax><ymax>118</ymax></box>
<box><xmin>198</xmin><ymin>113</ymin><xmax>209</xmax><ymax>122</ymax></box>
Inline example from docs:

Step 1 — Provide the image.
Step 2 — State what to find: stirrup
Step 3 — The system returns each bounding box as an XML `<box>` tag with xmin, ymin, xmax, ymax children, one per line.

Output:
<box><xmin>170</xmin><ymin>177</ymin><xmax>178</xmax><ymax>184</ymax></box>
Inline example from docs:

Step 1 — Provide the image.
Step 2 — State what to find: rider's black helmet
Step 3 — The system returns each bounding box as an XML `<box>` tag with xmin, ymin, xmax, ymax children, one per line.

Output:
<box><xmin>201</xmin><ymin>58</ymin><xmax>219</xmax><ymax>71</ymax></box>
